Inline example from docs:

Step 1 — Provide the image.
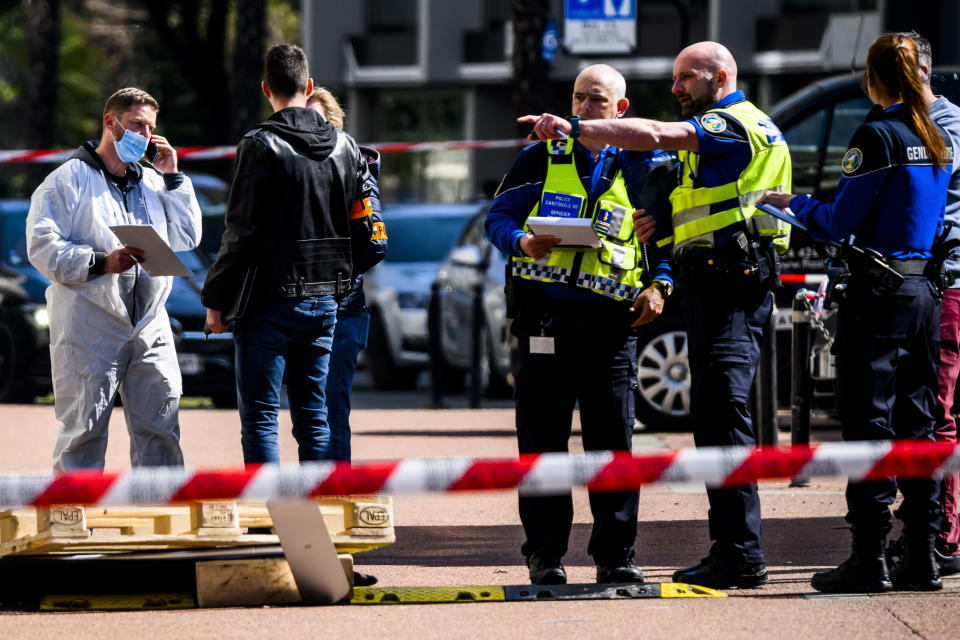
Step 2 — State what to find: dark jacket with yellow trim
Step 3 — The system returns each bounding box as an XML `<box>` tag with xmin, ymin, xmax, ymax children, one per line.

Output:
<box><xmin>339</xmin><ymin>145</ymin><xmax>388</xmax><ymax>314</ymax></box>
<box><xmin>202</xmin><ymin>107</ymin><xmax>374</xmax><ymax>312</ymax></box>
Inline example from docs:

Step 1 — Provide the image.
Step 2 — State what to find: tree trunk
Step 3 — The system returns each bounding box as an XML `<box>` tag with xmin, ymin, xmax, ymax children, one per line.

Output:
<box><xmin>143</xmin><ymin>0</ymin><xmax>231</xmax><ymax>144</ymax></box>
<box><xmin>512</xmin><ymin>0</ymin><xmax>552</xmax><ymax>133</ymax></box>
<box><xmin>23</xmin><ymin>0</ymin><xmax>60</xmax><ymax>189</ymax></box>
<box><xmin>230</xmin><ymin>0</ymin><xmax>267</xmax><ymax>141</ymax></box>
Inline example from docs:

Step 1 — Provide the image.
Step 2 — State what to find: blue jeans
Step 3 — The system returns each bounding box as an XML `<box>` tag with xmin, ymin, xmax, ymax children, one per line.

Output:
<box><xmin>234</xmin><ymin>296</ymin><xmax>338</xmax><ymax>463</ymax></box>
<box><xmin>324</xmin><ymin>310</ymin><xmax>370</xmax><ymax>461</ymax></box>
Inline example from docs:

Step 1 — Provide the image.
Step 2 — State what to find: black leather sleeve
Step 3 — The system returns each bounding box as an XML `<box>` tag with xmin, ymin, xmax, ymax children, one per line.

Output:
<box><xmin>347</xmin><ymin>144</ymin><xmax>376</xmax><ymax>278</ymax></box>
<box><xmin>201</xmin><ymin>134</ymin><xmax>271</xmax><ymax>311</ymax></box>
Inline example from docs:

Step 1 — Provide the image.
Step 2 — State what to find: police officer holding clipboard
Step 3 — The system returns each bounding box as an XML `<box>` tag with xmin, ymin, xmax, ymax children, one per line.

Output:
<box><xmin>759</xmin><ymin>33</ymin><xmax>953</xmax><ymax>594</ymax></box>
<box><xmin>486</xmin><ymin>64</ymin><xmax>674</xmax><ymax>586</ymax></box>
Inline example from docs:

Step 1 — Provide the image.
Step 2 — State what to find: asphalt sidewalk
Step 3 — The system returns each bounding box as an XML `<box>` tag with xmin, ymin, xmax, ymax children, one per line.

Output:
<box><xmin>0</xmin><ymin>405</ymin><xmax>958</xmax><ymax>639</ymax></box>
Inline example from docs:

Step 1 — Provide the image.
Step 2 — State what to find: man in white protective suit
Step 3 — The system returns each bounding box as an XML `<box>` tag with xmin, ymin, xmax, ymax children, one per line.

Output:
<box><xmin>27</xmin><ymin>87</ymin><xmax>202</xmax><ymax>471</ymax></box>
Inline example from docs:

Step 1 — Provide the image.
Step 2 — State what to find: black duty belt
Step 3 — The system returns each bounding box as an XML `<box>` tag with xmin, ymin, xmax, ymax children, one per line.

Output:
<box><xmin>888</xmin><ymin>259</ymin><xmax>929</xmax><ymax>277</ymax></box>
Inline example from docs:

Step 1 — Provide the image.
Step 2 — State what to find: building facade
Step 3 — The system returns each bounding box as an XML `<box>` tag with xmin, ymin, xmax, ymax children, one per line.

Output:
<box><xmin>302</xmin><ymin>0</ymin><xmax>959</xmax><ymax>203</ymax></box>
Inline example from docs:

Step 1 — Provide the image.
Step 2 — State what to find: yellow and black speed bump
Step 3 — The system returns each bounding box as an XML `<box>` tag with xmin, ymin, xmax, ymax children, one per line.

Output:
<box><xmin>352</xmin><ymin>583</ymin><xmax>724</xmax><ymax>604</ymax></box>
<box><xmin>352</xmin><ymin>586</ymin><xmax>505</xmax><ymax>604</ymax></box>
<box><xmin>504</xmin><ymin>582</ymin><xmax>725</xmax><ymax>601</ymax></box>
<box><xmin>40</xmin><ymin>593</ymin><xmax>196</xmax><ymax>611</ymax></box>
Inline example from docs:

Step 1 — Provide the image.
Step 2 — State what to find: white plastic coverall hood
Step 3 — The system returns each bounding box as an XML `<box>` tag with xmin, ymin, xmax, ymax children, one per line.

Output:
<box><xmin>27</xmin><ymin>147</ymin><xmax>202</xmax><ymax>470</ymax></box>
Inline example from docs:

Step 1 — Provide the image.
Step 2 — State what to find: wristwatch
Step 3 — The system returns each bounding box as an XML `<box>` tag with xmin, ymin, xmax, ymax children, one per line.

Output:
<box><xmin>652</xmin><ymin>280</ymin><xmax>674</xmax><ymax>298</ymax></box>
<box><xmin>568</xmin><ymin>115</ymin><xmax>580</xmax><ymax>139</ymax></box>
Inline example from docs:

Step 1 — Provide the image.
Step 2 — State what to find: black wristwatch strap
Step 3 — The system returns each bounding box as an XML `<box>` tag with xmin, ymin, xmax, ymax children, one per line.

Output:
<box><xmin>569</xmin><ymin>116</ymin><xmax>580</xmax><ymax>139</ymax></box>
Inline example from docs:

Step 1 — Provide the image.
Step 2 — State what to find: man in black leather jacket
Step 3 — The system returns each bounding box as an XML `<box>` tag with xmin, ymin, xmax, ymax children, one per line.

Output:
<box><xmin>202</xmin><ymin>44</ymin><xmax>374</xmax><ymax>464</ymax></box>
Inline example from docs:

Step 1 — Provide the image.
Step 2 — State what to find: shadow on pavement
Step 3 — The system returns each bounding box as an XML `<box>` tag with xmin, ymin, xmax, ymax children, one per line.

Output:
<box><xmin>358</xmin><ymin>429</ymin><xmax>516</xmax><ymax>438</ymax></box>
<box><xmin>360</xmin><ymin>516</ymin><xmax>853</xmax><ymax>570</ymax></box>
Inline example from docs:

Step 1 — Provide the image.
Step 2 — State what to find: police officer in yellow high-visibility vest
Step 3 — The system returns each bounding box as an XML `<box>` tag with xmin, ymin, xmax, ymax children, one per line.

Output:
<box><xmin>487</xmin><ymin>64</ymin><xmax>676</xmax><ymax>586</ymax></box>
<box><xmin>521</xmin><ymin>41</ymin><xmax>792</xmax><ymax>590</ymax></box>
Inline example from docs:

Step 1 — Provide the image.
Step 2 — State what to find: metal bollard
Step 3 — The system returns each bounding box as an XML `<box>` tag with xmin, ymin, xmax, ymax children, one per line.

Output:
<box><xmin>790</xmin><ymin>290</ymin><xmax>813</xmax><ymax>487</ymax></box>
<box><xmin>469</xmin><ymin>282</ymin><xmax>485</xmax><ymax>409</ymax></box>
<box><xmin>427</xmin><ymin>281</ymin><xmax>446</xmax><ymax>409</ymax></box>
<box><xmin>754</xmin><ymin>304</ymin><xmax>778</xmax><ymax>446</ymax></box>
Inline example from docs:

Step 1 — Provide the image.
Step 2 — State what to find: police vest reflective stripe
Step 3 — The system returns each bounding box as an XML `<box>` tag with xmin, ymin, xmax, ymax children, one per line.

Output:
<box><xmin>658</xmin><ymin>99</ymin><xmax>792</xmax><ymax>253</ymax></box>
<box><xmin>511</xmin><ymin>139</ymin><xmax>647</xmax><ymax>302</ymax></box>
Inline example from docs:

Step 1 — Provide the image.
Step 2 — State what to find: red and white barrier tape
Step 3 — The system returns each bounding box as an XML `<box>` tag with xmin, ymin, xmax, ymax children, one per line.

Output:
<box><xmin>1</xmin><ymin>441</ymin><xmax>958</xmax><ymax>508</ymax></box>
<box><xmin>0</xmin><ymin>138</ymin><xmax>529</xmax><ymax>164</ymax></box>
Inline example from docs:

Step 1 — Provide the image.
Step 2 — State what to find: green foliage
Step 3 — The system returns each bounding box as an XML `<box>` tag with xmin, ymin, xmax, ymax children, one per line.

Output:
<box><xmin>57</xmin><ymin>8</ymin><xmax>113</xmax><ymax>145</ymax></box>
<box><xmin>0</xmin><ymin>3</ymin><xmax>26</xmax><ymax>150</ymax></box>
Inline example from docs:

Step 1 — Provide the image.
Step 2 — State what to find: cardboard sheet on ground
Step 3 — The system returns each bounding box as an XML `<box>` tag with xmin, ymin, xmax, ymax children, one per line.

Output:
<box><xmin>526</xmin><ymin>217</ymin><xmax>602</xmax><ymax>248</ymax></box>
<box><xmin>108</xmin><ymin>225</ymin><xmax>193</xmax><ymax>277</ymax></box>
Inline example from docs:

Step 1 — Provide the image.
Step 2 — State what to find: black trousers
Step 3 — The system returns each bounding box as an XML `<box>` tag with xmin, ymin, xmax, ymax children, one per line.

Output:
<box><xmin>836</xmin><ymin>275</ymin><xmax>943</xmax><ymax>537</ymax></box>
<box><xmin>683</xmin><ymin>279</ymin><xmax>773</xmax><ymax>564</ymax></box>
<box><xmin>511</xmin><ymin>295</ymin><xmax>639</xmax><ymax>565</ymax></box>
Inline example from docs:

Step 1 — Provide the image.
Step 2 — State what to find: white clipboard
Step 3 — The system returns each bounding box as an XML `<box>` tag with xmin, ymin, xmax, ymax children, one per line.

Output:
<box><xmin>526</xmin><ymin>217</ymin><xmax>602</xmax><ymax>249</ymax></box>
<box><xmin>109</xmin><ymin>225</ymin><xmax>193</xmax><ymax>277</ymax></box>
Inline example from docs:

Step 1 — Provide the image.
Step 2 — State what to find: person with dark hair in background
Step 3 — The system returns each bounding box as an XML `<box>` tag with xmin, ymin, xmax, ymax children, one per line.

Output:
<box><xmin>306</xmin><ymin>88</ymin><xmax>388</xmax><ymax>462</ymax></box>
<box><xmin>27</xmin><ymin>87</ymin><xmax>202</xmax><ymax>471</ymax></box>
<box><xmin>202</xmin><ymin>45</ymin><xmax>374</xmax><ymax>467</ymax></box>
<box><xmin>760</xmin><ymin>32</ymin><xmax>953</xmax><ymax>593</ymax></box>
<box><xmin>520</xmin><ymin>41</ymin><xmax>792</xmax><ymax>590</ymax></box>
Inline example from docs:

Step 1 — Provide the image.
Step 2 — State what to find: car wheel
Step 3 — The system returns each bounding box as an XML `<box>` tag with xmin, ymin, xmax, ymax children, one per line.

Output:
<box><xmin>482</xmin><ymin>328</ymin><xmax>512</xmax><ymax>399</ymax></box>
<box><xmin>0</xmin><ymin>320</ymin><xmax>16</xmax><ymax>401</ymax></box>
<box><xmin>0</xmin><ymin>318</ymin><xmax>34</xmax><ymax>403</ymax></box>
<box><xmin>634</xmin><ymin>319</ymin><xmax>693</xmax><ymax>430</ymax></box>
<box><xmin>367</xmin><ymin>310</ymin><xmax>420</xmax><ymax>391</ymax></box>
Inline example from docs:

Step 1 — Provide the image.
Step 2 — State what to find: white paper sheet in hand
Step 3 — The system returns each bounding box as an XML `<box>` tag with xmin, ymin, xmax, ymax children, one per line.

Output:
<box><xmin>109</xmin><ymin>225</ymin><xmax>193</xmax><ymax>277</ymax></box>
<box><xmin>526</xmin><ymin>217</ymin><xmax>601</xmax><ymax>249</ymax></box>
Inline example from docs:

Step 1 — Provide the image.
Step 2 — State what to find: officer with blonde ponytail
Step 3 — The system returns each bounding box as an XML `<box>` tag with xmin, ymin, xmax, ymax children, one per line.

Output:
<box><xmin>760</xmin><ymin>33</ymin><xmax>953</xmax><ymax>593</ymax></box>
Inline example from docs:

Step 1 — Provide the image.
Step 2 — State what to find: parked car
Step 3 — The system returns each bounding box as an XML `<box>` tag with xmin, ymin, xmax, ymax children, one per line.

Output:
<box><xmin>431</xmin><ymin>210</ymin><xmax>512</xmax><ymax>397</ymax></box>
<box><xmin>0</xmin><ymin>263</ymin><xmax>50</xmax><ymax>402</ymax></box>
<box><xmin>364</xmin><ymin>202</ymin><xmax>485</xmax><ymax>390</ymax></box>
<box><xmin>429</xmin><ymin>207</ymin><xmax>691</xmax><ymax>424</ymax></box>
<box><xmin>0</xmin><ymin>171</ymin><xmax>237</xmax><ymax>406</ymax></box>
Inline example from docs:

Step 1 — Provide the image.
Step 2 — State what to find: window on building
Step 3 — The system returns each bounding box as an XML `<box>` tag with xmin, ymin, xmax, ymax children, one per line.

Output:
<box><xmin>374</xmin><ymin>90</ymin><xmax>468</xmax><ymax>203</ymax></box>
<box><xmin>351</xmin><ymin>0</ymin><xmax>419</xmax><ymax>66</ymax></box>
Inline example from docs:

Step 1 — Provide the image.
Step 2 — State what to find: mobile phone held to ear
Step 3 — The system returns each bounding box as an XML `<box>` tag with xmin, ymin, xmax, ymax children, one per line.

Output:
<box><xmin>146</xmin><ymin>141</ymin><xmax>159</xmax><ymax>163</ymax></box>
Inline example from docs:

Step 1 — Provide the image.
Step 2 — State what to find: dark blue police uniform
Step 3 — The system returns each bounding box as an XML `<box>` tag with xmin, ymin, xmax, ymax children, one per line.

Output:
<box><xmin>671</xmin><ymin>93</ymin><xmax>777</xmax><ymax>571</ymax></box>
<box><xmin>791</xmin><ymin>103</ymin><xmax>951</xmax><ymax>544</ymax></box>
<box><xmin>486</xmin><ymin>141</ymin><xmax>674</xmax><ymax>574</ymax></box>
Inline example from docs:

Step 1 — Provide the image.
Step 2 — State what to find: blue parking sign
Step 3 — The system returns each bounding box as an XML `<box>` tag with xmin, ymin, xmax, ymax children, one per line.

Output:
<box><xmin>566</xmin><ymin>0</ymin><xmax>635</xmax><ymax>21</ymax></box>
<box><xmin>564</xmin><ymin>0</ymin><xmax>636</xmax><ymax>54</ymax></box>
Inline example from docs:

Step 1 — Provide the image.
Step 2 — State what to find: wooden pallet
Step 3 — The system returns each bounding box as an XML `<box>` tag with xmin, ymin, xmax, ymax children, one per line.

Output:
<box><xmin>0</xmin><ymin>496</ymin><xmax>394</xmax><ymax>556</ymax></box>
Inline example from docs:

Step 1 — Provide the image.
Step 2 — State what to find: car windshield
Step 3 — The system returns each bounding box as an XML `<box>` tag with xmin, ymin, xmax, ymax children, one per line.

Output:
<box><xmin>385</xmin><ymin>213</ymin><xmax>474</xmax><ymax>262</ymax></box>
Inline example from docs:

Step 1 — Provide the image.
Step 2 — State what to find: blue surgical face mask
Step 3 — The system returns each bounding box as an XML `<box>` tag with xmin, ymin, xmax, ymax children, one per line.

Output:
<box><xmin>111</xmin><ymin>119</ymin><xmax>149</xmax><ymax>163</ymax></box>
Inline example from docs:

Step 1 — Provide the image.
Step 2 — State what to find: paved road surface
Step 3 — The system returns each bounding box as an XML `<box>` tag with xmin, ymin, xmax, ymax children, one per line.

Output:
<box><xmin>0</xmin><ymin>399</ymin><xmax>957</xmax><ymax>639</ymax></box>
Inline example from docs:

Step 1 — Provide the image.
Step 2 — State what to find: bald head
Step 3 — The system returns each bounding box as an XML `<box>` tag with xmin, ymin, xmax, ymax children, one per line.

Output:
<box><xmin>572</xmin><ymin>64</ymin><xmax>629</xmax><ymax>122</ymax></box>
<box><xmin>677</xmin><ymin>42</ymin><xmax>737</xmax><ymax>79</ymax></box>
<box><xmin>576</xmin><ymin>64</ymin><xmax>627</xmax><ymax>100</ymax></box>
<box><xmin>672</xmin><ymin>41</ymin><xmax>738</xmax><ymax>117</ymax></box>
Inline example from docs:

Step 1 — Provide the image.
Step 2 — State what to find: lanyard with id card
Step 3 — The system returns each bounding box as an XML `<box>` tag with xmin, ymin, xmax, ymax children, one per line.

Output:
<box><xmin>529</xmin><ymin>313</ymin><xmax>555</xmax><ymax>355</ymax></box>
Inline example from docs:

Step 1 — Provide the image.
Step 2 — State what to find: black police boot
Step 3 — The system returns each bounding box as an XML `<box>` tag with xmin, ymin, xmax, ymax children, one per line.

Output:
<box><xmin>527</xmin><ymin>551</ymin><xmax>567</xmax><ymax>585</ymax></box>
<box><xmin>353</xmin><ymin>571</ymin><xmax>378</xmax><ymax>587</ymax></box>
<box><xmin>811</xmin><ymin>531</ymin><xmax>892</xmax><ymax>593</ymax></box>
<box><xmin>934</xmin><ymin>543</ymin><xmax>960</xmax><ymax>577</ymax></box>
<box><xmin>672</xmin><ymin>555</ymin><xmax>768</xmax><ymax>589</ymax></box>
<box><xmin>596</xmin><ymin>550</ymin><xmax>645</xmax><ymax>584</ymax></box>
<box><xmin>890</xmin><ymin>534</ymin><xmax>943</xmax><ymax>591</ymax></box>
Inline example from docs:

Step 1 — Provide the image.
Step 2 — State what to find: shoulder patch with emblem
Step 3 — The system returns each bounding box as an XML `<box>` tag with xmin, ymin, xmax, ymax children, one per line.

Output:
<box><xmin>700</xmin><ymin>113</ymin><xmax>727</xmax><ymax>134</ymax></box>
<box><xmin>841</xmin><ymin>147</ymin><xmax>863</xmax><ymax>174</ymax></box>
